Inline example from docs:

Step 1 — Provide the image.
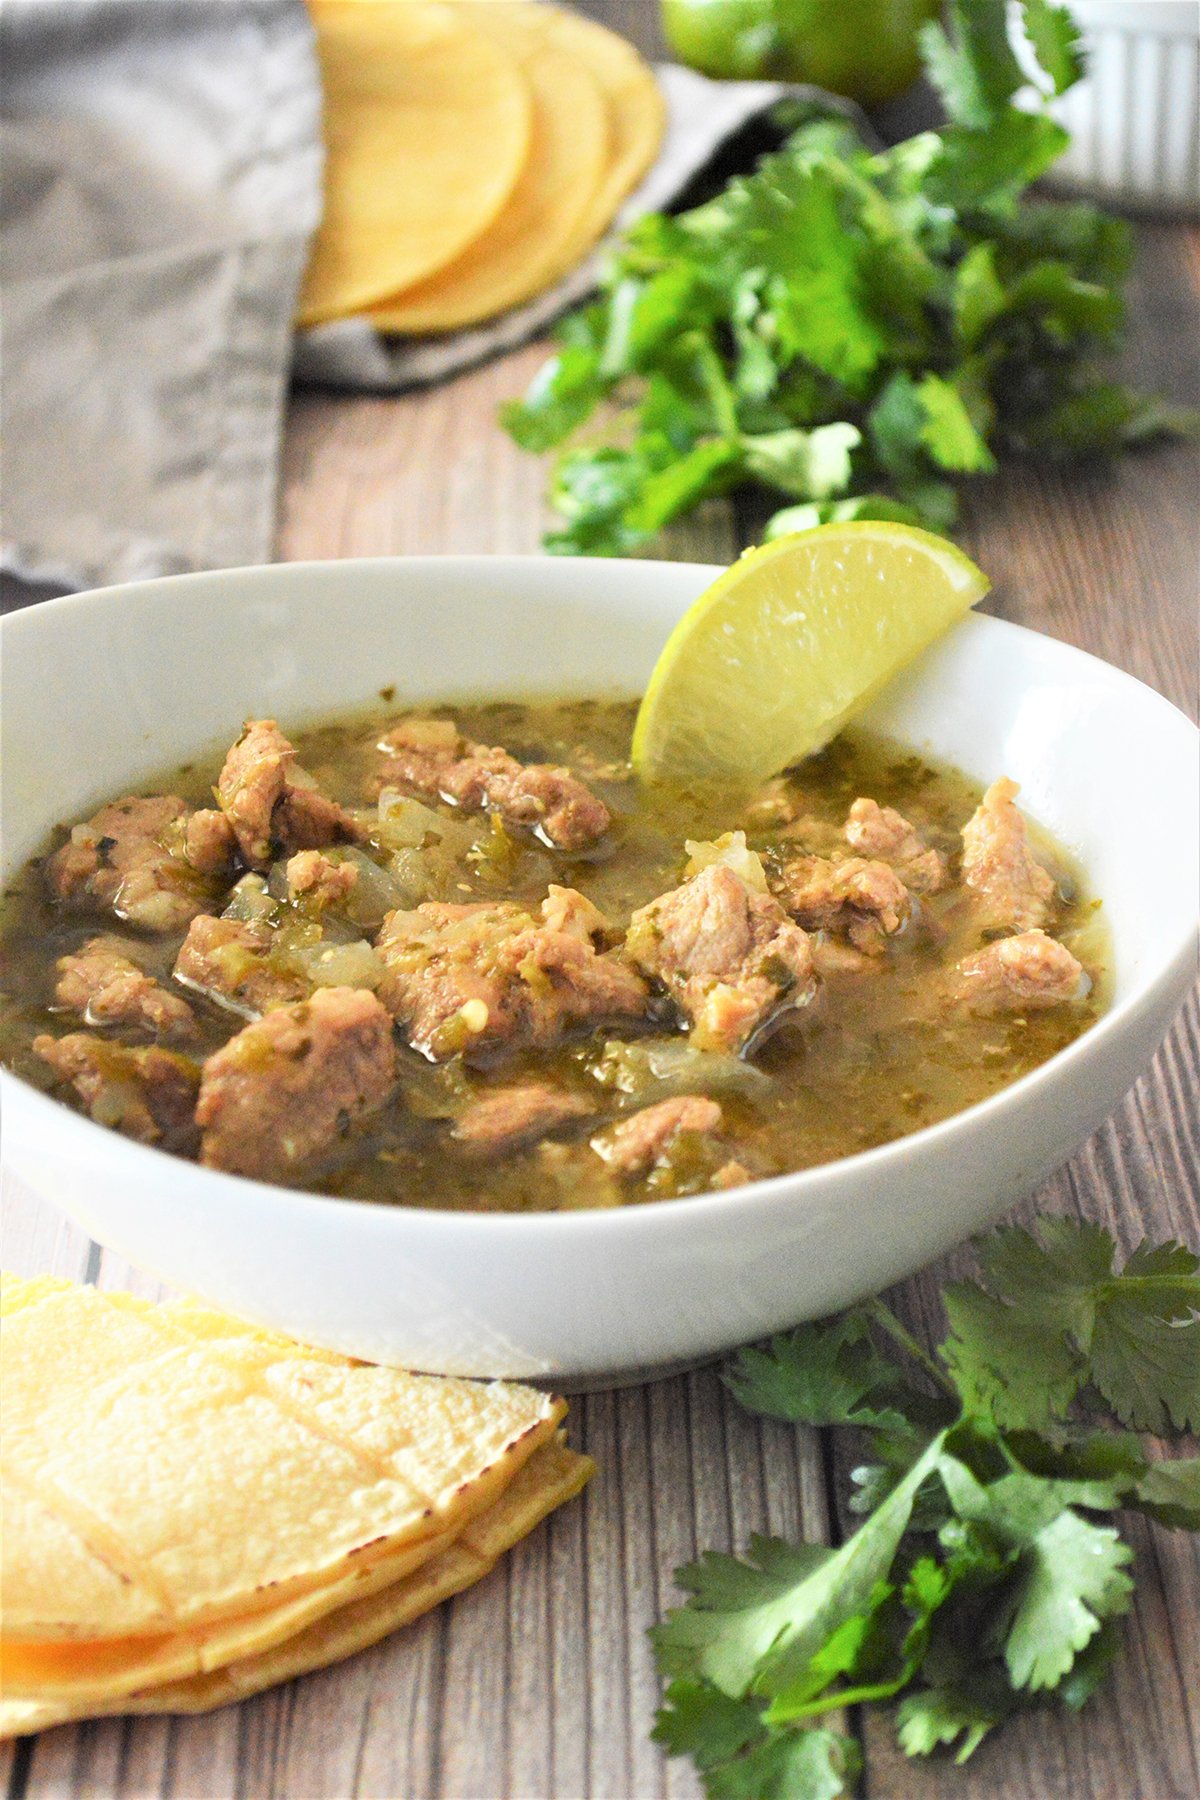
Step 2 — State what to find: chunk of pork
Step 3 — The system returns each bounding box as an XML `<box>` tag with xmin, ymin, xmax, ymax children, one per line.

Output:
<box><xmin>952</xmin><ymin>930</ymin><xmax>1085</xmax><ymax>1014</ymax></box>
<box><xmin>809</xmin><ymin>938</ymin><xmax>879</xmax><ymax>980</ymax></box>
<box><xmin>774</xmin><ymin>855</ymin><xmax>910</xmax><ymax>951</ymax></box>
<box><xmin>376</xmin><ymin>891</ymin><xmax>648</xmax><ymax>1060</ymax></box>
<box><xmin>54</xmin><ymin>937</ymin><xmax>195</xmax><ymax>1038</ymax></box>
<box><xmin>217</xmin><ymin>720</ymin><xmax>357</xmax><ymax>869</ymax></box>
<box><xmin>196</xmin><ymin>987</ymin><xmax>395</xmax><ymax>1181</ymax></box>
<box><xmin>33</xmin><ymin>1032</ymin><xmax>199</xmax><ymax>1145</ymax></box>
<box><xmin>961</xmin><ymin>778</ymin><xmax>1056</xmax><ymax>932</ymax></box>
<box><xmin>844</xmin><ymin>799</ymin><xmax>948</xmax><ymax>894</ymax></box>
<box><xmin>372</xmin><ymin>718</ymin><xmax>610</xmax><ymax>851</ymax></box>
<box><xmin>286</xmin><ymin>850</ymin><xmax>358</xmax><ymax>911</ymax></box>
<box><xmin>173</xmin><ymin>915</ymin><xmax>309</xmax><ymax>1018</ymax></box>
<box><xmin>626</xmin><ymin>863</ymin><xmax>817</xmax><ymax>1053</ymax></box>
<box><xmin>180</xmin><ymin>810</ymin><xmax>238</xmax><ymax>878</ymax></box>
<box><xmin>592</xmin><ymin>1096</ymin><xmax>723</xmax><ymax>1176</ymax></box>
<box><xmin>451</xmin><ymin>1083</ymin><xmax>593</xmax><ymax>1158</ymax></box>
<box><xmin>46</xmin><ymin>796</ymin><xmax>220</xmax><ymax>933</ymax></box>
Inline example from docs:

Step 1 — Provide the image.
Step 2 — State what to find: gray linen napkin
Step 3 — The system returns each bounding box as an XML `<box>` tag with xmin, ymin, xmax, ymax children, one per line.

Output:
<box><xmin>1</xmin><ymin>10</ymin><xmax>845</xmax><ymax>593</ymax></box>
<box><xmin>0</xmin><ymin>0</ymin><xmax>323</xmax><ymax>593</ymax></box>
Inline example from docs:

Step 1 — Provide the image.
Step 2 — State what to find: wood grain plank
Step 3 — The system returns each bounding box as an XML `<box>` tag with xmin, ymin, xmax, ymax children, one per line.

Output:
<box><xmin>278</xmin><ymin>345</ymin><xmax>555</xmax><ymax>564</ymax></box>
<box><xmin>0</xmin><ymin>1171</ymin><xmax>94</xmax><ymax>1288</ymax></box>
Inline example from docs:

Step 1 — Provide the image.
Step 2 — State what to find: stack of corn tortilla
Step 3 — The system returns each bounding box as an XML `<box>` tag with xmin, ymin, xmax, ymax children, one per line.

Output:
<box><xmin>0</xmin><ymin>1273</ymin><xmax>592</xmax><ymax>1737</ymax></box>
<box><xmin>299</xmin><ymin>0</ymin><xmax>665</xmax><ymax>332</ymax></box>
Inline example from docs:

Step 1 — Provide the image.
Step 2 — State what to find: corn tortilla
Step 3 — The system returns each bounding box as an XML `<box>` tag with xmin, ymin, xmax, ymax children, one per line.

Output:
<box><xmin>0</xmin><ymin>1436</ymin><xmax>592</xmax><ymax>1737</ymax></box>
<box><xmin>1</xmin><ymin>1278</ymin><xmax>563</xmax><ymax>1642</ymax></box>
<box><xmin>539</xmin><ymin>4</ymin><xmax>666</xmax><ymax>273</ymax></box>
<box><xmin>369</xmin><ymin>4</ymin><xmax>608</xmax><ymax>333</ymax></box>
<box><xmin>0</xmin><ymin>1272</ymin><xmax>71</xmax><ymax>1317</ymax></box>
<box><xmin>298</xmin><ymin>1</ymin><xmax>533</xmax><ymax>325</ymax></box>
<box><xmin>0</xmin><ymin>1504</ymin><xmax>465</xmax><ymax>1701</ymax></box>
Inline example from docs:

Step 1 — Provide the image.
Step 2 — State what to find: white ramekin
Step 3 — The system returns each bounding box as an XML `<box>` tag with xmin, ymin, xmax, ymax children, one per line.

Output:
<box><xmin>1038</xmin><ymin>1</ymin><xmax>1199</xmax><ymax>215</ymax></box>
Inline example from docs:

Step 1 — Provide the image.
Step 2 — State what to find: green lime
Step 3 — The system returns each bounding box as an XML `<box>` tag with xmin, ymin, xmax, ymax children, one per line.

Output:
<box><xmin>660</xmin><ymin>0</ymin><xmax>940</xmax><ymax>108</ymax></box>
<box><xmin>631</xmin><ymin>523</ymin><xmax>990</xmax><ymax>785</ymax></box>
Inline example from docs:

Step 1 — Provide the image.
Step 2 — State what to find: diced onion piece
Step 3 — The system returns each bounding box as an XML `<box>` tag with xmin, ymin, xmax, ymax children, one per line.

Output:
<box><xmin>588</xmin><ymin>1035</ymin><xmax>769</xmax><ymax>1099</ymax></box>
<box><xmin>684</xmin><ymin>831</ymin><xmax>768</xmax><ymax>892</ymax></box>
<box><xmin>282</xmin><ymin>938</ymin><xmax>384</xmax><ymax>990</ymax></box>
<box><xmin>334</xmin><ymin>847</ymin><xmax>412</xmax><ymax>927</ymax></box>
<box><xmin>383</xmin><ymin>847</ymin><xmax>440</xmax><ymax>908</ymax></box>
<box><xmin>222</xmin><ymin>874</ymin><xmax>278</xmax><ymax>923</ymax></box>
<box><xmin>377</xmin><ymin>791</ymin><xmax>474</xmax><ymax>854</ymax></box>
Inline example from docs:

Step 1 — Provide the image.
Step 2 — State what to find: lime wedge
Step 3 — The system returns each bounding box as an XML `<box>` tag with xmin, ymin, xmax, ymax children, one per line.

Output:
<box><xmin>632</xmin><ymin>523</ymin><xmax>990</xmax><ymax>785</ymax></box>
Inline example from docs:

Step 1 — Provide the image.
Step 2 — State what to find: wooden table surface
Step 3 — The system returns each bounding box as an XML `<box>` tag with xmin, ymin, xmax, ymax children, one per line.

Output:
<box><xmin>3</xmin><ymin>5</ymin><xmax>1198</xmax><ymax>1796</ymax></box>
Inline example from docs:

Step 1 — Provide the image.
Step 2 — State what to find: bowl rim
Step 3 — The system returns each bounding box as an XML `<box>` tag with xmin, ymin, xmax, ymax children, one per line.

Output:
<box><xmin>2</xmin><ymin>555</ymin><xmax>1197</xmax><ymax>1241</ymax></box>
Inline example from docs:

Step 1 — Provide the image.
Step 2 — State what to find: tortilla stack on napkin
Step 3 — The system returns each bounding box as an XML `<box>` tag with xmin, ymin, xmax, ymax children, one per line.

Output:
<box><xmin>0</xmin><ymin>1272</ymin><xmax>593</xmax><ymax>1737</ymax></box>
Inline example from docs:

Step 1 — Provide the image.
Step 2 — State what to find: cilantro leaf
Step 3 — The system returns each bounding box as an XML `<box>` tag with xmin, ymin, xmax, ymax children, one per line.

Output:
<box><xmin>1127</xmin><ymin>1458</ymin><xmax>1200</xmax><ymax>1532</ymax></box>
<box><xmin>653</xmin><ymin>1224</ymin><xmax>1198</xmax><ymax>1797</ymax></box>
<box><xmin>693</xmin><ymin>157</ymin><xmax>888</xmax><ymax>388</ymax></box>
<box><xmin>921</xmin><ymin>0</ymin><xmax>1083</xmax><ymax>127</ymax></box>
<box><xmin>741</xmin><ymin>423</ymin><xmax>860</xmax><ymax>500</ymax></box>
<box><xmin>654</xmin><ymin>1537</ymin><xmax>832</xmax><ymax>1689</ymax></box>
<box><xmin>704</xmin><ymin>1727</ymin><xmax>862</xmax><ymax>1800</ymax></box>
<box><xmin>764</xmin><ymin>495</ymin><xmax>924</xmax><ymax>540</ymax></box>
<box><xmin>1003</xmin><ymin>1425</ymin><xmax>1147</xmax><ymax>1487</ymax></box>
<box><xmin>653</xmin><ymin>1683</ymin><xmax>862</xmax><ymax>1798</ymax></box>
<box><xmin>499</xmin><ymin>343</ymin><xmax>607</xmax><ymax>453</ymax></box>
<box><xmin>1005</xmin><ymin>259</ymin><xmax>1125</xmax><ymax>339</ymax></box>
<box><xmin>953</xmin><ymin>242</ymin><xmax>1007</xmax><ymax>348</ymax></box>
<box><xmin>1019</xmin><ymin>0</ymin><xmax>1086</xmax><ymax>95</ymax></box>
<box><xmin>724</xmin><ymin>1311</ymin><xmax>914</xmax><ymax>1433</ymax></box>
<box><xmin>654</xmin><ymin>1435</ymin><xmax>948</xmax><ymax>1699</ymax></box>
<box><xmin>919</xmin><ymin>0</ymin><xmax>1026</xmax><ymax>129</ymax></box>
<box><xmin>942</xmin><ymin>1223</ymin><xmax>1200</xmax><ymax>1434</ymax></box>
<box><xmin>927</xmin><ymin>114</ymin><xmax>1071</xmax><ymax>214</ymax></box>
<box><xmin>1056</xmin><ymin>1618</ymin><xmax>1122</xmax><ymax>1710</ymax></box>
<box><xmin>1004</xmin><ymin>1509</ymin><xmax>1134</xmax><ymax>1689</ymax></box>
<box><xmin>977</xmin><ymin>1219</ymin><xmax>1116</xmax><ymax>1329</ymax></box>
<box><xmin>916</xmin><ymin>373</ymin><xmax>997</xmax><ymax>472</ymax></box>
<box><xmin>1111</xmin><ymin>1237</ymin><xmax>1200</xmax><ymax>1292</ymax></box>
<box><xmin>763</xmin><ymin>1595</ymin><xmax>895</xmax><ymax>1718</ymax></box>
<box><xmin>765</xmin><ymin>1561</ymin><xmax>955</xmax><ymax>1726</ymax></box>
<box><xmin>1015</xmin><ymin>383</ymin><xmax>1198</xmax><ymax>458</ymax></box>
<box><xmin>625</xmin><ymin>438</ymin><xmax>740</xmax><ymax>537</ymax></box>
<box><xmin>896</xmin><ymin>1675</ymin><xmax>1019</xmax><ymax>1761</ymax></box>
<box><xmin>867</xmin><ymin>370</ymin><xmax>929</xmax><ymax>482</ymax></box>
<box><xmin>1090</xmin><ymin>1296</ymin><xmax>1200</xmax><ymax>1437</ymax></box>
<box><xmin>652</xmin><ymin>1680</ymin><xmax>765</xmax><ymax>1771</ymax></box>
<box><xmin>941</xmin><ymin>1280</ymin><xmax>1081</xmax><ymax>1429</ymax></box>
<box><xmin>997</xmin><ymin>197</ymin><xmax>1131</xmax><ymax>276</ymax></box>
<box><xmin>934</xmin><ymin>1458</ymin><xmax>1134</xmax><ymax>1689</ymax></box>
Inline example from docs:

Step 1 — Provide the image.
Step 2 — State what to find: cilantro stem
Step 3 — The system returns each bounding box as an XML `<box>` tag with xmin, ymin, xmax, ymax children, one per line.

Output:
<box><xmin>769</xmin><ymin>1669</ymin><xmax>912</xmax><ymax>1722</ymax></box>
<box><xmin>865</xmin><ymin>1298</ymin><xmax>957</xmax><ymax>1399</ymax></box>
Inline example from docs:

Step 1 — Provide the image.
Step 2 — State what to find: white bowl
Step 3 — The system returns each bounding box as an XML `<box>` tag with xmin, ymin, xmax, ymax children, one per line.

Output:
<box><xmin>2</xmin><ymin>558</ymin><xmax>1196</xmax><ymax>1384</ymax></box>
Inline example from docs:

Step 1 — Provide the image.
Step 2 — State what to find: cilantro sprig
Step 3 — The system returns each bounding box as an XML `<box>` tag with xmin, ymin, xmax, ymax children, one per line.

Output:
<box><xmin>650</xmin><ymin>1220</ymin><xmax>1200</xmax><ymax>1796</ymax></box>
<box><xmin>503</xmin><ymin>0</ymin><xmax>1194</xmax><ymax>556</ymax></box>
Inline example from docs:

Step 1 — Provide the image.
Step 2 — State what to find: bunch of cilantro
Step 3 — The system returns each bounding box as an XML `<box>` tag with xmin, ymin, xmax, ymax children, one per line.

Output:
<box><xmin>650</xmin><ymin>1219</ymin><xmax>1200</xmax><ymax>1797</ymax></box>
<box><xmin>502</xmin><ymin>0</ymin><xmax>1192</xmax><ymax>556</ymax></box>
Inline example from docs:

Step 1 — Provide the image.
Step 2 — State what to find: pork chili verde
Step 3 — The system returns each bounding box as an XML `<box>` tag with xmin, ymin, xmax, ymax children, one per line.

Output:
<box><xmin>0</xmin><ymin>699</ymin><xmax>1107</xmax><ymax>1209</ymax></box>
